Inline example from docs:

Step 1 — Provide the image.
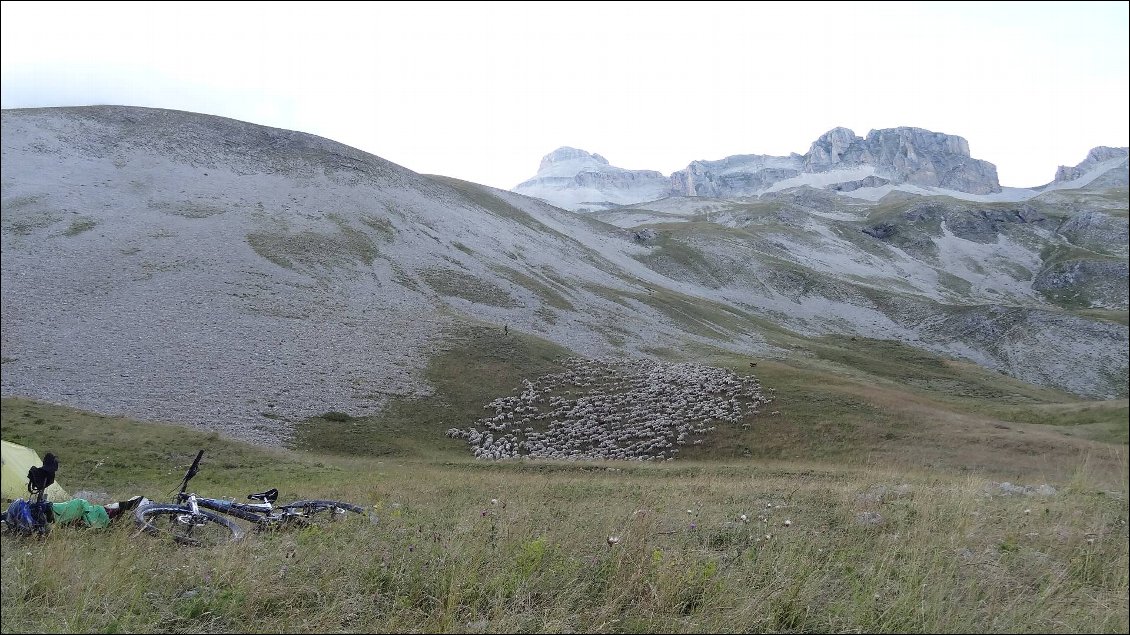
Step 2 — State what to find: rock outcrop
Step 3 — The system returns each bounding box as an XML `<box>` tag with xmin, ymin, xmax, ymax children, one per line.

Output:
<box><xmin>827</xmin><ymin>175</ymin><xmax>890</xmax><ymax>192</ymax></box>
<box><xmin>864</xmin><ymin>127</ymin><xmax>1001</xmax><ymax>194</ymax></box>
<box><xmin>668</xmin><ymin>155</ymin><xmax>802</xmax><ymax>197</ymax></box>
<box><xmin>666</xmin><ymin>127</ymin><xmax>1001</xmax><ymax>199</ymax></box>
<box><xmin>807</xmin><ymin>127</ymin><xmax>1001</xmax><ymax>193</ymax></box>
<box><xmin>1053</xmin><ymin>146</ymin><xmax>1129</xmax><ymax>186</ymax></box>
<box><xmin>805</xmin><ymin>127</ymin><xmax>874</xmax><ymax>170</ymax></box>
<box><xmin>513</xmin><ymin>147</ymin><xmax>669</xmax><ymax>211</ymax></box>
<box><xmin>1033</xmin><ymin>259</ymin><xmax>1130</xmax><ymax>310</ymax></box>
<box><xmin>1058</xmin><ymin>211</ymin><xmax>1129</xmax><ymax>256</ymax></box>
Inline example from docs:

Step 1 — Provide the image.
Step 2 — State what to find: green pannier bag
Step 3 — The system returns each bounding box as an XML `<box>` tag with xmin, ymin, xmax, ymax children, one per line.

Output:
<box><xmin>50</xmin><ymin>499</ymin><xmax>111</xmax><ymax>529</ymax></box>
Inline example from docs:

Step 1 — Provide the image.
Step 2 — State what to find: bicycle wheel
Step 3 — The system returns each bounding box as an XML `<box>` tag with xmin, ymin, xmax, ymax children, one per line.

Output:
<box><xmin>276</xmin><ymin>500</ymin><xmax>375</xmax><ymax>527</ymax></box>
<box><xmin>134</xmin><ymin>504</ymin><xmax>244</xmax><ymax>546</ymax></box>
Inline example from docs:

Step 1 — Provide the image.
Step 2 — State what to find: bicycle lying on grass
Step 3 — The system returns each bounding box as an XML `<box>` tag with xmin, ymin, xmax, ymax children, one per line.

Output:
<box><xmin>134</xmin><ymin>450</ymin><xmax>374</xmax><ymax>546</ymax></box>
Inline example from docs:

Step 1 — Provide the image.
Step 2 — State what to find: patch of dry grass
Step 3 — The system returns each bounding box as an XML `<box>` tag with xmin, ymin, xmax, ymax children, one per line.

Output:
<box><xmin>2</xmin><ymin>456</ymin><xmax>1126</xmax><ymax>633</ymax></box>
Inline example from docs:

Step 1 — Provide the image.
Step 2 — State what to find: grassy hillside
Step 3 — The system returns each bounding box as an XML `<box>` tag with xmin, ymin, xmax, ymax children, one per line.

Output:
<box><xmin>3</xmin><ymin>321</ymin><xmax>1128</xmax><ymax>633</ymax></box>
<box><xmin>1</xmin><ymin>396</ymin><xmax>1126</xmax><ymax>633</ymax></box>
<box><xmin>289</xmin><ymin>322</ymin><xmax>572</xmax><ymax>459</ymax></box>
<box><xmin>279</xmin><ymin>322</ymin><xmax>1129</xmax><ymax>483</ymax></box>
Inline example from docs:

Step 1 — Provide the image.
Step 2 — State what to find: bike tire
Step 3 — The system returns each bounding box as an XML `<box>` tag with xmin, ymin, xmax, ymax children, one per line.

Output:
<box><xmin>276</xmin><ymin>499</ymin><xmax>374</xmax><ymax>526</ymax></box>
<box><xmin>134</xmin><ymin>504</ymin><xmax>244</xmax><ymax>546</ymax></box>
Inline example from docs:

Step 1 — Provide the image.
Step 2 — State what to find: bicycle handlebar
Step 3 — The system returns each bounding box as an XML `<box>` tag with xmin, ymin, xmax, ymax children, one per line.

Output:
<box><xmin>178</xmin><ymin>450</ymin><xmax>205</xmax><ymax>494</ymax></box>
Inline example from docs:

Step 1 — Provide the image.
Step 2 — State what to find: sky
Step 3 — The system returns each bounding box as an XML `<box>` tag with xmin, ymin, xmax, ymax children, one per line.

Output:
<box><xmin>2</xmin><ymin>1</ymin><xmax>1127</xmax><ymax>190</ymax></box>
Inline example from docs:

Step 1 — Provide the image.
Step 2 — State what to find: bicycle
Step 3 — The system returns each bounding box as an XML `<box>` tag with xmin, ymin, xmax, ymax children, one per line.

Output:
<box><xmin>134</xmin><ymin>450</ymin><xmax>373</xmax><ymax>546</ymax></box>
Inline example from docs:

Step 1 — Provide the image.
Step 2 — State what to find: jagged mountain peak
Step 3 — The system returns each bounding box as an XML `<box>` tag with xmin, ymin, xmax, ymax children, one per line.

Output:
<box><xmin>1084</xmin><ymin>146</ymin><xmax>1129</xmax><ymax>163</ymax></box>
<box><xmin>514</xmin><ymin>147</ymin><xmax>668</xmax><ymax>212</ymax></box>
<box><xmin>539</xmin><ymin>146</ymin><xmax>609</xmax><ymax>170</ymax></box>
<box><xmin>806</xmin><ymin>127</ymin><xmax>862</xmax><ymax>165</ymax></box>
<box><xmin>1054</xmin><ymin>146</ymin><xmax>1129</xmax><ymax>185</ymax></box>
<box><xmin>865</xmin><ymin>126</ymin><xmax>972</xmax><ymax>157</ymax></box>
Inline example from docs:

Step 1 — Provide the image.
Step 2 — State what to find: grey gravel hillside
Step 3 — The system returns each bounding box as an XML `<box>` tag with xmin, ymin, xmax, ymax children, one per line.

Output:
<box><xmin>2</xmin><ymin>106</ymin><xmax>1126</xmax><ymax>445</ymax></box>
<box><xmin>1</xmin><ymin>106</ymin><xmax>770</xmax><ymax>444</ymax></box>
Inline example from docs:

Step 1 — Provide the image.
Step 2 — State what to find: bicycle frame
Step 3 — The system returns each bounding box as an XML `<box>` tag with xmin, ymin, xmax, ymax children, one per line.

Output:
<box><xmin>168</xmin><ymin>451</ymin><xmax>299</xmax><ymax>527</ymax></box>
<box><xmin>182</xmin><ymin>494</ymin><xmax>277</xmax><ymax>524</ymax></box>
<box><xmin>144</xmin><ymin>449</ymin><xmax>369</xmax><ymax>535</ymax></box>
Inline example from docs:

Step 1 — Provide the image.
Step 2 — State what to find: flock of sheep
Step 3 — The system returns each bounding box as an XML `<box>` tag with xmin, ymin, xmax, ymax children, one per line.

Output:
<box><xmin>447</xmin><ymin>357</ymin><xmax>772</xmax><ymax>461</ymax></box>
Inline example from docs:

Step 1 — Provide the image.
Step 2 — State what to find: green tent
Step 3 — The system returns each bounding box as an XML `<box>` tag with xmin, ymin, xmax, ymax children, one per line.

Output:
<box><xmin>1</xmin><ymin>440</ymin><xmax>70</xmax><ymax>502</ymax></box>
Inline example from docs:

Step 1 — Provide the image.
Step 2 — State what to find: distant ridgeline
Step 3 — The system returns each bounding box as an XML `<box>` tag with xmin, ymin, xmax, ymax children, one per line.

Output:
<box><xmin>513</xmin><ymin>128</ymin><xmax>1128</xmax><ymax>211</ymax></box>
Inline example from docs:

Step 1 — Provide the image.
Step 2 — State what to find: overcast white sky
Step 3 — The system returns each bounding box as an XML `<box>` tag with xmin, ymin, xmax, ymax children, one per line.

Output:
<box><xmin>2</xmin><ymin>1</ymin><xmax>1127</xmax><ymax>189</ymax></box>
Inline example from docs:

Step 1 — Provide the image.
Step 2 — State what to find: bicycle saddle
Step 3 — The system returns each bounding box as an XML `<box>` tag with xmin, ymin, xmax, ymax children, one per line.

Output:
<box><xmin>247</xmin><ymin>488</ymin><xmax>278</xmax><ymax>504</ymax></box>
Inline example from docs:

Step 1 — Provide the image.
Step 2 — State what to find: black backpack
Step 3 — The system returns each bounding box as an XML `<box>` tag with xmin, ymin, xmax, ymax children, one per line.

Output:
<box><xmin>27</xmin><ymin>452</ymin><xmax>59</xmax><ymax>495</ymax></box>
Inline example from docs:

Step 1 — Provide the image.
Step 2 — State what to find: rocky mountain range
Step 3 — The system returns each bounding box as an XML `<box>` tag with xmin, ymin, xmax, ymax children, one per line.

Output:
<box><xmin>514</xmin><ymin>127</ymin><xmax>1127</xmax><ymax>212</ymax></box>
<box><xmin>2</xmin><ymin>106</ymin><xmax>1127</xmax><ymax>446</ymax></box>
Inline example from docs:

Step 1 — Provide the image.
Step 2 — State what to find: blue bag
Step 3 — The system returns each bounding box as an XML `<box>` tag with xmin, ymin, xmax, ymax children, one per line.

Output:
<box><xmin>4</xmin><ymin>499</ymin><xmax>36</xmax><ymax>535</ymax></box>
